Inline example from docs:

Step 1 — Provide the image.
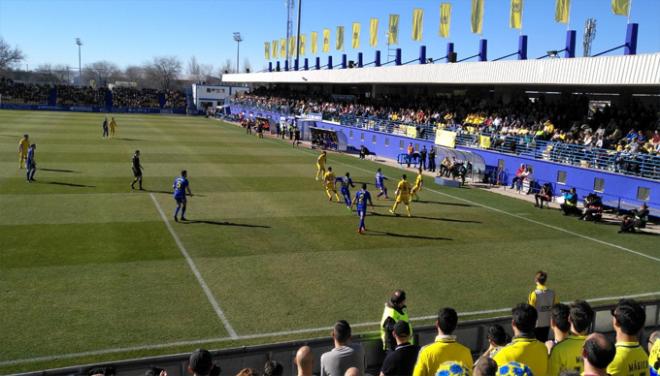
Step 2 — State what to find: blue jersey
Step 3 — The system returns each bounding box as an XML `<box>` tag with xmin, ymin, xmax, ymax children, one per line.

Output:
<box><xmin>355</xmin><ymin>190</ymin><xmax>372</xmax><ymax>211</ymax></box>
<box><xmin>26</xmin><ymin>147</ymin><xmax>35</xmax><ymax>162</ymax></box>
<box><xmin>375</xmin><ymin>172</ymin><xmax>386</xmax><ymax>188</ymax></box>
<box><xmin>173</xmin><ymin>177</ymin><xmax>189</xmax><ymax>198</ymax></box>
<box><xmin>336</xmin><ymin>176</ymin><xmax>354</xmax><ymax>191</ymax></box>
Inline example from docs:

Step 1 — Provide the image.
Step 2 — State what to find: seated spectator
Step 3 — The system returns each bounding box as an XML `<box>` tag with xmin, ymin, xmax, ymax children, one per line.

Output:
<box><xmin>188</xmin><ymin>349</ymin><xmax>220</xmax><ymax>376</ymax></box>
<box><xmin>534</xmin><ymin>183</ymin><xmax>553</xmax><ymax>209</ymax></box>
<box><xmin>510</xmin><ymin>164</ymin><xmax>526</xmax><ymax>190</ymax></box>
<box><xmin>582</xmin><ymin>333</ymin><xmax>616</xmax><ymax>376</ymax></box>
<box><xmin>493</xmin><ymin>303</ymin><xmax>549</xmax><ymax>376</ymax></box>
<box><xmin>619</xmin><ymin>203</ymin><xmax>650</xmax><ymax>233</ymax></box>
<box><xmin>295</xmin><ymin>346</ymin><xmax>314</xmax><ymax>376</ymax></box>
<box><xmin>263</xmin><ymin>360</ymin><xmax>283</xmax><ymax>376</ymax></box>
<box><xmin>379</xmin><ymin>320</ymin><xmax>420</xmax><ymax>376</ymax></box>
<box><xmin>320</xmin><ymin>320</ymin><xmax>365</xmax><ymax>376</ymax></box>
<box><xmin>474</xmin><ymin>358</ymin><xmax>498</xmax><ymax>376</ymax></box>
<box><xmin>412</xmin><ymin>307</ymin><xmax>473</xmax><ymax>376</ymax></box>
<box><xmin>560</xmin><ymin>188</ymin><xmax>580</xmax><ymax>216</ymax></box>
<box><xmin>579</xmin><ymin>193</ymin><xmax>603</xmax><ymax>222</ymax></box>
<box><xmin>607</xmin><ymin>299</ymin><xmax>648</xmax><ymax>376</ymax></box>
<box><xmin>548</xmin><ymin>300</ymin><xmax>595</xmax><ymax>375</ymax></box>
<box><xmin>546</xmin><ymin>303</ymin><xmax>571</xmax><ymax>353</ymax></box>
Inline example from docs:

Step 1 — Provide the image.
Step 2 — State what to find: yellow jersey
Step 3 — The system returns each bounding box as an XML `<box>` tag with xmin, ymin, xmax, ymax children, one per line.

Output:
<box><xmin>412</xmin><ymin>336</ymin><xmax>473</xmax><ymax>376</ymax></box>
<box><xmin>323</xmin><ymin>171</ymin><xmax>336</xmax><ymax>186</ymax></box>
<box><xmin>548</xmin><ymin>335</ymin><xmax>586</xmax><ymax>375</ymax></box>
<box><xmin>317</xmin><ymin>153</ymin><xmax>326</xmax><ymax>167</ymax></box>
<box><xmin>493</xmin><ymin>337</ymin><xmax>548</xmax><ymax>376</ymax></box>
<box><xmin>413</xmin><ymin>174</ymin><xmax>423</xmax><ymax>188</ymax></box>
<box><xmin>607</xmin><ymin>341</ymin><xmax>649</xmax><ymax>376</ymax></box>
<box><xmin>109</xmin><ymin>119</ymin><xmax>117</xmax><ymax>128</ymax></box>
<box><xmin>18</xmin><ymin>138</ymin><xmax>29</xmax><ymax>155</ymax></box>
<box><xmin>649</xmin><ymin>339</ymin><xmax>659</xmax><ymax>376</ymax></box>
<box><xmin>396</xmin><ymin>179</ymin><xmax>412</xmax><ymax>197</ymax></box>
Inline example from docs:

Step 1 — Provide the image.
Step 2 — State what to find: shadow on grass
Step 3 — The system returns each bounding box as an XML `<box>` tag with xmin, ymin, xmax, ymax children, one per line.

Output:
<box><xmin>113</xmin><ymin>138</ymin><xmax>142</xmax><ymax>141</ymax></box>
<box><xmin>41</xmin><ymin>168</ymin><xmax>78</xmax><ymax>173</ymax></box>
<box><xmin>183</xmin><ymin>220</ymin><xmax>270</xmax><ymax>228</ymax></box>
<box><xmin>370</xmin><ymin>211</ymin><xmax>481</xmax><ymax>224</ymax></box>
<box><xmin>364</xmin><ymin>230</ymin><xmax>452</xmax><ymax>241</ymax></box>
<box><xmin>415</xmin><ymin>200</ymin><xmax>473</xmax><ymax>207</ymax></box>
<box><xmin>44</xmin><ymin>181</ymin><xmax>96</xmax><ymax>188</ymax></box>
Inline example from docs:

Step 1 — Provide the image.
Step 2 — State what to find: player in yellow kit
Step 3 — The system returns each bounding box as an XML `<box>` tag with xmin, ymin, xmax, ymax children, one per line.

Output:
<box><xmin>411</xmin><ymin>167</ymin><xmax>423</xmax><ymax>201</ymax></box>
<box><xmin>323</xmin><ymin>166</ymin><xmax>340</xmax><ymax>202</ymax></box>
<box><xmin>389</xmin><ymin>174</ymin><xmax>412</xmax><ymax>217</ymax></box>
<box><xmin>18</xmin><ymin>134</ymin><xmax>30</xmax><ymax>169</ymax></box>
<box><xmin>315</xmin><ymin>151</ymin><xmax>327</xmax><ymax>181</ymax></box>
<box><xmin>109</xmin><ymin>117</ymin><xmax>118</xmax><ymax>138</ymax></box>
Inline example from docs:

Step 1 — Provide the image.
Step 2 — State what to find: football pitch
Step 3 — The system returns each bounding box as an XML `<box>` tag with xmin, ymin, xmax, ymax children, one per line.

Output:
<box><xmin>0</xmin><ymin>110</ymin><xmax>658</xmax><ymax>374</ymax></box>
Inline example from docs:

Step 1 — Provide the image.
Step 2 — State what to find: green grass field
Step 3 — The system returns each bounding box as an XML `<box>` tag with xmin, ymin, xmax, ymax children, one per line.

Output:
<box><xmin>0</xmin><ymin>110</ymin><xmax>658</xmax><ymax>374</ymax></box>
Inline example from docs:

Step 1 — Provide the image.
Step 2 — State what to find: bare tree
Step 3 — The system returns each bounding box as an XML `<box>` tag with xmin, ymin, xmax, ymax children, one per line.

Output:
<box><xmin>145</xmin><ymin>56</ymin><xmax>181</xmax><ymax>90</ymax></box>
<box><xmin>0</xmin><ymin>37</ymin><xmax>25</xmax><ymax>71</ymax></box>
<box><xmin>83</xmin><ymin>60</ymin><xmax>121</xmax><ymax>86</ymax></box>
<box><xmin>187</xmin><ymin>56</ymin><xmax>201</xmax><ymax>81</ymax></box>
<box><xmin>218</xmin><ymin>59</ymin><xmax>232</xmax><ymax>81</ymax></box>
<box><xmin>243</xmin><ymin>58</ymin><xmax>252</xmax><ymax>73</ymax></box>
<box><xmin>123</xmin><ymin>65</ymin><xmax>146</xmax><ymax>85</ymax></box>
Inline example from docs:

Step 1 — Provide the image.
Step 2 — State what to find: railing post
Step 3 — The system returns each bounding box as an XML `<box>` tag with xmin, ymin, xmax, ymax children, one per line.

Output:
<box><xmin>284</xmin><ymin>60</ymin><xmax>289</xmax><ymax>71</ymax></box>
<box><xmin>315</xmin><ymin>57</ymin><xmax>321</xmax><ymax>70</ymax></box>
<box><xmin>341</xmin><ymin>54</ymin><xmax>347</xmax><ymax>69</ymax></box>
<box><xmin>419</xmin><ymin>45</ymin><xmax>427</xmax><ymax>64</ymax></box>
<box><xmin>294</xmin><ymin>58</ymin><xmax>299</xmax><ymax>71</ymax></box>
<box><xmin>375</xmin><ymin>50</ymin><xmax>381</xmax><ymax>67</ymax></box>
<box><xmin>446</xmin><ymin>42</ymin><xmax>455</xmax><ymax>63</ymax></box>
<box><xmin>357</xmin><ymin>52</ymin><xmax>363</xmax><ymax>68</ymax></box>
<box><xmin>625</xmin><ymin>23</ymin><xmax>639</xmax><ymax>55</ymax></box>
<box><xmin>268</xmin><ymin>62</ymin><xmax>273</xmax><ymax>72</ymax></box>
<box><xmin>304</xmin><ymin>58</ymin><xmax>309</xmax><ymax>71</ymax></box>
<box><xmin>327</xmin><ymin>56</ymin><xmax>333</xmax><ymax>70</ymax></box>
<box><xmin>479</xmin><ymin>39</ymin><xmax>488</xmax><ymax>61</ymax></box>
<box><xmin>565</xmin><ymin>30</ymin><xmax>576</xmax><ymax>58</ymax></box>
<box><xmin>518</xmin><ymin>35</ymin><xmax>528</xmax><ymax>60</ymax></box>
<box><xmin>395</xmin><ymin>48</ymin><xmax>402</xmax><ymax>65</ymax></box>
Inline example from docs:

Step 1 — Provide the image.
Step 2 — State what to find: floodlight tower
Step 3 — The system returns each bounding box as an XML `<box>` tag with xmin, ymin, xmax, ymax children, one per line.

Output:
<box><xmin>286</xmin><ymin>0</ymin><xmax>295</xmax><ymax>67</ymax></box>
<box><xmin>583</xmin><ymin>18</ymin><xmax>597</xmax><ymax>57</ymax></box>
<box><xmin>233</xmin><ymin>32</ymin><xmax>243</xmax><ymax>73</ymax></box>
<box><xmin>75</xmin><ymin>38</ymin><xmax>83</xmax><ymax>86</ymax></box>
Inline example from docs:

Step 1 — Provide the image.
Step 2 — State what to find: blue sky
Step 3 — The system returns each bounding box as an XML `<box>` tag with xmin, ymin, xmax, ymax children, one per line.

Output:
<box><xmin>1</xmin><ymin>0</ymin><xmax>658</xmax><ymax>73</ymax></box>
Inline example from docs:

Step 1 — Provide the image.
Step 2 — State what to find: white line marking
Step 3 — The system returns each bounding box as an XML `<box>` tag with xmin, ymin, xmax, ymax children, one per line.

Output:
<box><xmin>149</xmin><ymin>193</ymin><xmax>238</xmax><ymax>339</ymax></box>
<box><xmin>308</xmin><ymin>148</ymin><xmax>660</xmax><ymax>263</ymax></box>
<box><xmin>2</xmin><ymin>290</ymin><xmax>657</xmax><ymax>367</ymax></box>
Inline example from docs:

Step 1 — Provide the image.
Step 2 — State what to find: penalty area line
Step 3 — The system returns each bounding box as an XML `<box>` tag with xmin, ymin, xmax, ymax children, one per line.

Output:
<box><xmin>149</xmin><ymin>193</ymin><xmax>238</xmax><ymax>339</ymax></box>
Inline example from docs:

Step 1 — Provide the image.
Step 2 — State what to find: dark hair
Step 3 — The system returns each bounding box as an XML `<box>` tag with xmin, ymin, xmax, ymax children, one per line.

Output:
<box><xmin>390</xmin><ymin>289</ymin><xmax>406</xmax><ymax>305</ymax></box>
<box><xmin>145</xmin><ymin>368</ymin><xmax>164</xmax><ymax>376</ymax></box>
<box><xmin>361</xmin><ymin>183</ymin><xmax>367</xmax><ymax>189</ymax></box>
<box><xmin>613</xmin><ymin>299</ymin><xmax>646</xmax><ymax>335</ymax></box>
<box><xmin>551</xmin><ymin>303</ymin><xmax>571</xmax><ymax>333</ymax></box>
<box><xmin>512</xmin><ymin>303</ymin><xmax>538</xmax><ymax>334</ymax></box>
<box><xmin>334</xmin><ymin>320</ymin><xmax>352</xmax><ymax>343</ymax></box>
<box><xmin>570</xmin><ymin>300</ymin><xmax>594</xmax><ymax>334</ymax></box>
<box><xmin>263</xmin><ymin>360</ymin><xmax>283</xmax><ymax>376</ymax></box>
<box><xmin>189</xmin><ymin>349</ymin><xmax>213</xmax><ymax>376</ymax></box>
<box><xmin>535</xmin><ymin>271</ymin><xmax>548</xmax><ymax>284</ymax></box>
<box><xmin>181</xmin><ymin>170</ymin><xmax>187</xmax><ymax>176</ymax></box>
<box><xmin>487</xmin><ymin>324</ymin><xmax>508</xmax><ymax>346</ymax></box>
<box><xmin>583</xmin><ymin>334</ymin><xmax>616</xmax><ymax>369</ymax></box>
<box><xmin>402</xmin><ymin>174</ymin><xmax>407</xmax><ymax>180</ymax></box>
<box><xmin>345</xmin><ymin>172</ymin><xmax>350</xmax><ymax>177</ymax></box>
<box><xmin>437</xmin><ymin>307</ymin><xmax>458</xmax><ymax>335</ymax></box>
<box><xmin>88</xmin><ymin>367</ymin><xmax>115</xmax><ymax>376</ymax></box>
<box><xmin>328</xmin><ymin>167</ymin><xmax>333</xmax><ymax>171</ymax></box>
<box><xmin>474</xmin><ymin>358</ymin><xmax>497</xmax><ymax>376</ymax></box>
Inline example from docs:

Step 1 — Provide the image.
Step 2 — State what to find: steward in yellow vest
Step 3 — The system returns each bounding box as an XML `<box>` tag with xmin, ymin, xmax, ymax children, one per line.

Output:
<box><xmin>380</xmin><ymin>289</ymin><xmax>414</xmax><ymax>351</ymax></box>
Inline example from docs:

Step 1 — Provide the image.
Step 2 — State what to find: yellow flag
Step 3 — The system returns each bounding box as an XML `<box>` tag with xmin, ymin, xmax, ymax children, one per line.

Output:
<box><xmin>611</xmin><ymin>0</ymin><xmax>630</xmax><ymax>16</ymax></box>
<box><xmin>310</xmin><ymin>32</ymin><xmax>318</xmax><ymax>55</ymax></box>
<box><xmin>336</xmin><ymin>26</ymin><xmax>344</xmax><ymax>50</ymax></box>
<box><xmin>510</xmin><ymin>0</ymin><xmax>523</xmax><ymax>29</ymax></box>
<box><xmin>299</xmin><ymin>34</ymin><xmax>306</xmax><ymax>56</ymax></box>
<box><xmin>439</xmin><ymin>3</ymin><xmax>451</xmax><ymax>38</ymax></box>
<box><xmin>471</xmin><ymin>0</ymin><xmax>484</xmax><ymax>34</ymax></box>
<box><xmin>322</xmin><ymin>29</ymin><xmax>330</xmax><ymax>53</ymax></box>
<box><xmin>388</xmin><ymin>14</ymin><xmax>399</xmax><ymax>45</ymax></box>
<box><xmin>352</xmin><ymin>23</ymin><xmax>360</xmax><ymax>49</ymax></box>
<box><xmin>369</xmin><ymin>18</ymin><xmax>378</xmax><ymax>47</ymax></box>
<box><xmin>264</xmin><ymin>42</ymin><xmax>270</xmax><ymax>60</ymax></box>
<box><xmin>288</xmin><ymin>36</ymin><xmax>296</xmax><ymax>57</ymax></box>
<box><xmin>555</xmin><ymin>0</ymin><xmax>570</xmax><ymax>24</ymax></box>
<box><xmin>272</xmin><ymin>40</ymin><xmax>278</xmax><ymax>59</ymax></box>
<box><xmin>412</xmin><ymin>9</ymin><xmax>423</xmax><ymax>41</ymax></box>
<box><xmin>280</xmin><ymin>39</ymin><xmax>286</xmax><ymax>58</ymax></box>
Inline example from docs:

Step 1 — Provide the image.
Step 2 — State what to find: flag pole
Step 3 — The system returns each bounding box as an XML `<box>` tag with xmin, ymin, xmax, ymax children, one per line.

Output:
<box><xmin>627</xmin><ymin>0</ymin><xmax>633</xmax><ymax>24</ymax></box>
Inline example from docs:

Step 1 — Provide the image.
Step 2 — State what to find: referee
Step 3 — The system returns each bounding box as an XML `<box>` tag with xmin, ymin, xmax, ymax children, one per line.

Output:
<box><xmin>131</xmin><ymin>150</ymin><xmax>144</xmax><ymax>190</ymax></box>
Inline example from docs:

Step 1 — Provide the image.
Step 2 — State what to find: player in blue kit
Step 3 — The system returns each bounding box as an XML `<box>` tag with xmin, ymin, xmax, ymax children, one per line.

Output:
<box><xmin>336</xmin><ymin>172</ymin><xmax>355</xmax><ymax>209</ymax></box>
<box><xmin>352</xmin><ymin>183</ymin><xmax>374</xmax><ymax>234</ymax></box>
<box><xmin>375</xmin><ymin>168</ymin><xmax>389</xmax><ymax>199</ymax></box>
<box><xmin>173</xmin><ymin>170</ymin><xmax>193</xmax><ymax>222</ymax></box>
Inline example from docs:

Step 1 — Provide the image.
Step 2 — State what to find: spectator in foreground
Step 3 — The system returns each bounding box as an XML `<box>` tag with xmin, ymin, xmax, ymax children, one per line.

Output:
<box><xmin>320</xmin><ymin>320</ymin><xmax>365</xmax><ymax>376</ymax></box>
<box><xmin>493</xmin><ymin>303</ymin><xmax>548</xmax><ymax>376</ymax></box>
<box><xmin>528</xmin><ymin>271</ymin><xmax>559</xmax><ymax>342</ymax></box>
<box><xmin>344</xmin><ymin>368</ymin><xmax>360</xmax><ymax>376</ymax></box>
<box><xmin>582</xmin><ymin>333</ymin><xmax>616</xmax><ymax>376</ymax></box>
<box><xmin>473</xmin><ymin>357</ymin><xmax>498</xmax><ymax>376</ymax></box>
<box><xmin>607</xmin><ymin>299</ymin><xmax>648</xmax><ymax>376</ymax></box>
<box><xmin>476</xmin><ymin>324</ymin><xmax>509</xmax><ymax>365</ymax></box>
<box><xmin>188</xmin><ymin>349</ymin><xmax>220</xmax><ymax>376</ymax></box>
<box><xmin>548</xmin><ymin>300</ymin><xmax>595</xmax><ymax>375</ymax></box>
<box><xmin>546</xmin><ymin>303</ymin><xmax>571</xmax><ymax>353</ymax></box>
<box><xmin>295</xmin><ymin>346</ymin><xmax>313</xmax><ymax>376</ymax></box>
<box><xmin>648</xmin><ymin>331</ymin><xmax>659</xmax><ymax>376</ymax></box>
<box><xmin>412</xmin><ymin>307</ymin><xmax>473</xmax><ymax>376</ymax></box>
<box><xmin>263</xmin><ymin>360</ymin><xmax>283</xmax><ymax>376</ymax></box>
<box><xmin>235</xmin><ymin>369</ymin><xmax>259</xmax><ymax>376</ymax></box>
<box><xmin>380</xmin><ymin>320</ymin><xmax>420</xmax><ymax>376</ymax></box>
<box><xmin>380</xmin><ymin>289</ymin><xmax>413</xmax><ymax>352</ymax></box>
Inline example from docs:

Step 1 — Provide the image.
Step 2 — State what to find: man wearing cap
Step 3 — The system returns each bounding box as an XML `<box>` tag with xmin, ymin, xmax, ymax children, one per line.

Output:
<box><xmin>380</xmin><ymin>289</ymin><xmax>414</xmax><ymax>352</ymax></box>
<box><xmin>379</xmin><ymin>320</ymin><xmax>420</xmax><ymax>376</ymax></box>
<box><xmin>188</xmin><ymin>348</ymin><xmax>219</xmax><ymax>376</ymax></box>
<box><xmin>320</xmin><ymin>320</ymin><xmax>365</xmax><ymax>376</ymax></box>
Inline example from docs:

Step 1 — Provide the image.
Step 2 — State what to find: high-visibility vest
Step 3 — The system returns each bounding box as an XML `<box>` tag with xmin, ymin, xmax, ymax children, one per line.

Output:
<box><xmin>533</xmin><ymin>288</ymin><xmax>556</xmax><ymax>327</ymax></box>
<box><xmin>380</xmin><ymin>305</ymin><xmax>413</xmax><ymax>350</ymax></box>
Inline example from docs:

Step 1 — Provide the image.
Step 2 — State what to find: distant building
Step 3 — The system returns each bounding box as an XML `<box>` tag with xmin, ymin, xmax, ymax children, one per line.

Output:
<box><xmin>192</xmin><ymin>83</ymin><xmax>248</xmax><ymax>111</ymax></box>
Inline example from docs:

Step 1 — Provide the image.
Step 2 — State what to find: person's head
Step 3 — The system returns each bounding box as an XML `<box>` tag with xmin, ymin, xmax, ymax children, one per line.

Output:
<box><xmin>328</xmin><ymin>167</ymin><xmax>332</xmax><ymax>172</ymax></box>
<box><xmin>235</xmin><ymin>368</ymin><xmax>258</xmax><ymax>376</ymax></box>
<box><xmin>402</xmin><ymin>174</ymin><xmax>407</xmax><ymax>180</ymax></box>
<box><xmin>332</xmin><ymin>320</ymin><xmax>351</xmax><ymax>345</ymax></box>
<box><xmin>569</xmin><ymin>300</ymin><xmax>594</xmax><ymax>334</ymax></box>
<box><xmin>23</xmin><ymin>134</ymin><xmax>28</xmax><ymax>139</ymax></box>
<box><xmin>344</xmin><ymin>367</ymin><xmax>360</xmax><ymax>376</ymax></box>
<box><xmin>295</xmin><ymin>346</ymin><xmax>313</xmax><ymax>376</ymax></box>
<box><xmin>393</xmin><ymin>319</ymin><xmax>411</xmax><ymax>343</ymax></box>
<box><xmin>345</xmin><ymin>172</ymin><xmax>350</xmax><ymax>178</ymax></box>
<box><xmin>535</xmin><ymin>271</ymin><xmax>548</xmax><ymax>285</ymax></box>
<box><xmin>473</xmin><ymin>357</ymin><xmax>498</xmax><ymax>376</ymax></box>
<box><xmin>361</xmin><ymin>183</ymin><xmax>367</xmax><ymax>190</ymax></box>
<box><xmin>612</xmin><ymin>299</ymin><xmax>646</xmax><ymax>336</ymax></box>
<box><xmin>263</xmin><ymin>360</ymin><xmax>283</xmax><ymax>376</ymax></box>
<box><xmin>550</xmin><ymin>303</ymin><xmax>571</xmax><ymax>334</ymax></box>
<box><xmin>322</xmin><ymin>151</ymin><xmax>326</xmax><ymax>155</ymax></box>
<box><xmin>511</xmin><ymin>303</ymin><xmax>537</xmax><ymax>335</ymax></box>
<box><xmin>181</xmin><ymin>170</ymin><xmax>188</xmax><ymax>178</ymax></box>
<box><xmin>30</xmin><ymin>143</ymin><xmax>36</xmax><ymax>149</ymax></box>
<box><xmin>487</xmin><ymin>324</ymin><xmax>508</xmax><ymax>347</ymax></box>
<box><xmin>377</xmin><ymin>168</ymin><xmax>381</xmax><ymax>173</ymax></box>
<box><xmin>390</xmin><ymin>289</ymin><xmax>406</xmax><ymax>307</ymax></box>
<box><xmin>582</xmin><ymin>333</ymin><xmax>616</xmax><ymax>371</ymax></box>
<box><xmin>436</xmin><ymin>307</ymin><xmax>458</xmax><ymax>335</ymax></box>
<box><xmin>188</xmin><ymin>349</ymin><xmax>213</xmax><ymax>376</ymax></box>
<box><xmin>570</xmin><ymin>187</ymin><xmax>576</xmax><ymax>193</ymax></box>
<box><xmin>135</xmin><ymin>150</ymin><xmax>140</xmax><ymax>155</ymax></box>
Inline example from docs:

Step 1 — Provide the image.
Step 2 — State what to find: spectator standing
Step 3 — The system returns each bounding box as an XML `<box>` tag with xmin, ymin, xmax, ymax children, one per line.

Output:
<box><xmin>412</xmin><ymin>307</ymin><xmax>473</xmax><ymax>376</ymax></box>
<box><xmin>476</xmin><ymin>324</ymin><xmax>508</xmax><ymax>366</ymax></box>
<box><xmin>380</xmin><ymin>289</ymin><xmax>413</xmax><ymax>352</ymax></box>
<box><xmin>419</xmin><ymin>146</ymin><xmax>427</xmax><ymax>170</ymax></box>
<box><xmin>493</xmin><ymin>304</ymin><xmax>549</xmax><ymax>376</ymax></box>
<box><xmin>582</xmin><ymin>333</ymin><xmax>616</xmax><ymax>376</ymax></box>
<box><xmin>546</xmin><ymin>303</ymin><xmax>571</xmax><ymax>353</ymax></box>
<box><xmin>295</xmin><ymin>346</ymin><xmax>314</xmax><ymax>376</ymax></box>
<box><xmin>607</xmin><ymin>299</ymin><xmax>648</xmax><ymax>376</ymax></box>
<box><xmin>548</xmin><ymin>300</ymin><xmax>595</xmax><ymax>375</ymax></box>
<box><xmin>406</xmin><ymin>143</ymin><xmax>414</xmax><ymax>167</ymax></box>
<box><xmin>264</xmin><ymin>360</ymin><xmax>283</xmax><ymax>376</ymax></box>
<box><xmin>379</xmin><ymin>321</ymin><xmax>420</xmax><ymax>376</ymax></box>
<box><xmin>428</xmin><ymin>147</ymin><xmax>437</xmax><ymax>172</ymax></box>
<box><xmin>648</xmin><ymin>331</ymin><xmax>659</xmax><ymax>376</ymax></box>
<box><xmin>320</xmin><ymin>320</ymin><xmax>365</xmax><ymax>376</ymax></box>
<box><xmin>528</xmin><ymin>271</ymin><xmax>559</xmax><ymax>342</ymax></box>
